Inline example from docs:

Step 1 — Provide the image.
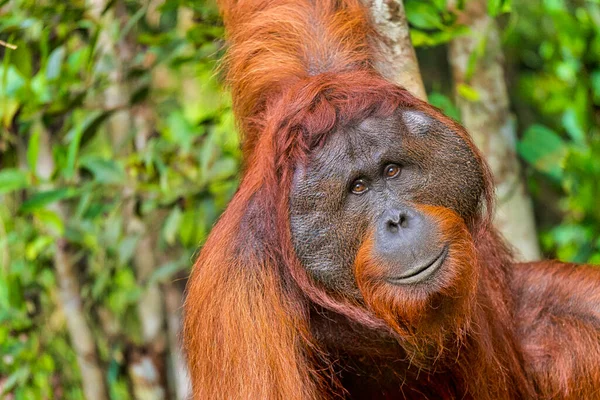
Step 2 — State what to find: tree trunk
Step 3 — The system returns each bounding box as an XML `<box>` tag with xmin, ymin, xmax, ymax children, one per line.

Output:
<box><xmin>165</xmin><ymin>281</ymin><xmax>192</xmax><ymax>400</ymax></box>
<box><xmin>53</xmin><ymin>236</ymin><xmax>109</xmax><ymax>400</ymax></box>
<box><xmin>88</xmin><ymin>1</ymin><xmax>170</xmax><ymax>397</ymax></box>
<box><xmin>37</xmin><ymin>126</ymin><xmax>109</xmax><ymax>400</ymax></box>
<box><xmin>87</xmin><ymin>0</ymin><xmax>132</xmax><ymax>149</ymax></box>
<box><xmin>449</xmin><ymin>0</ymin><xmax>540</xmax><ymax>261</ymax></box>
<box><xmin>364</xmin><ymin>0</ymin><xmax>427</xmax><ymax>100</ymax></box>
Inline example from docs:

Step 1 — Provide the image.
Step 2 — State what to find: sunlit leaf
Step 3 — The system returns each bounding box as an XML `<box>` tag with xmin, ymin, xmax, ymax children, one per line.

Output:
<box><xmin>33</xmin><ymin>209</ymin><xmax>65</xmax><ymax>236</ymax></box>
<box><xmin>0</xmin><ymin>169</ymin><xmax>28</xmax><ymax>194</ymax></box>
<box><xmin>25</xmin><ymin>236</ymin><xmax>54</xmax><ymax>260</ymax></box>
<box><xmin>488</xmin><ymin>0</ymin><xmax>511</xmax><ymax>17</ymax></box>
<box><xmin>457</xmin><ymin>83</ymin><xmax>480</xmax><ymax>101</ymax></box>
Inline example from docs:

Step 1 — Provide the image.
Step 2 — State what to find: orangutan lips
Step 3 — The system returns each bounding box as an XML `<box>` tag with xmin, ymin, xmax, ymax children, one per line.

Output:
<box><xmin>386</xmin><ymin>245</ymin><xmax>449</xmax><ymax>285</ymax></box>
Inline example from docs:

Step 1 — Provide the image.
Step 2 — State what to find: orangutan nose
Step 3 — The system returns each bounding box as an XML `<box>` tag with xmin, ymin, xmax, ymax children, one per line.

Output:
<box><xmin>375</xmin><ymin>208</ymin><xmax>446</xmax><ymax>284</ymax></box>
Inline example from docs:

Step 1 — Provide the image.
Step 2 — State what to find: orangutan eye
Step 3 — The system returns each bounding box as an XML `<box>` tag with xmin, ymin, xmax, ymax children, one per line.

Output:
<box><xmin>384</xmin><ymin>164</ymin><xmax>401</xmax><ymax>179</ymax></box>
<box><xmin>350</xmin><ymin>179</ymin><xmax>369</xmax><ymax>195</ymax></box>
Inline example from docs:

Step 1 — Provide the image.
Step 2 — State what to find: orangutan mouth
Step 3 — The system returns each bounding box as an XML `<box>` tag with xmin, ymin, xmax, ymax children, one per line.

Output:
<box><xmin>386</xmin><ymin>245</ymin><xmax>449</xmax><ymax>285</ymax></box>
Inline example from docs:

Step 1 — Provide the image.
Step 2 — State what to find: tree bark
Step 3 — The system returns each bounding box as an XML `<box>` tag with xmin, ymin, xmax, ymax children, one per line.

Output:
<box><xmin>364</xmin><ymin>0</ymin><xmax>428</xmax><ymax>100</ymax></box>
<box><xmin>87</xmin><ymin>0</ymin><xmax>132</xmax><ymax>149</ymax></box>
<box><xmin>36</xmin><ymin>126</ymin><xmax>109</xmax><ymax>400</ymax></box>
<box><xmin>125</xmin><ymin>86</ymin><xmax>168</xmax><ymax>400</ymax></box>
<box><xmin>53</xmin><ymin>235</ymin><xmax>109</xmax><ymax>400</ymax></box>
<box><xmin>165</xmin><ymin>282</ymin><xmax>192</xmax><ymax>400</ymax></box>
<box><xmin>449</xmin><ymin>0</ymin><xmax>541</xmax><ymax>261</ymax></box>
<box><xmin>88</xmin><ymin>1</ymin><xmax>169</xmax><ymax>397</ymax></box>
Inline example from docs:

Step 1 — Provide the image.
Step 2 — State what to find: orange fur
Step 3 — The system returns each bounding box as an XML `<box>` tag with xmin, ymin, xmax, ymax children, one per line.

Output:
<box><xmin>512</xmin><ymin>261</ymin><xmax>600</xmax><ymax>399</ymax></box>
<box><xmin>183</xmin><ymin>170</ymin><xmax>323</xmax><ymax>399</ymax></box>
<box><xmin>183</xmin><ymin>0</ymin><xmax>600</xmax><ymax>398</ymax></box>
<box><xmin>218</xmin><ymin>0</ymin><xmax>377</xmax><ymax>154</ymax></box>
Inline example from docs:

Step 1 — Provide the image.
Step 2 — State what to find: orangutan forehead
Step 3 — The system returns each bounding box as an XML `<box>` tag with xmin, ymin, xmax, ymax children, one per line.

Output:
<box><xmin>355</xmin><ymin>110</ymin><xmax>431</xmax><ymax>135</ymax></box>
<box><xmin>340</xmin><ymin>110</ymin><xmax>432</xmax><ymax>149</ymax></box>
<box><xmin>307</xmin><ymin>110</ymin><xmax>435</xmax><ymax>171</ymax></box>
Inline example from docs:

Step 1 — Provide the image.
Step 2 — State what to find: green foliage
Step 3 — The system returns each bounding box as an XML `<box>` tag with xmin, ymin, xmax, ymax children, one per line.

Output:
<box><xmin>518</xmin><ymin>124</ymin><xmax>568</xmax><ymax>181</ymax></box>
<box><xmin>405</xmin><ymin>0</ymin><xmax>470</xmax><ymax>47</ymax></box>
<box><xmin>506</xmin><ymin>0</ymin><xmax>600</xmax><ymax>262</ymax></box>
<box><xmin>1</xmin><ymin>0</ymin><xmax>599</xmax><ymax>398</ymax></box>
<box><xmin>428</xmin><ymin>91</ymin><xmax>462</xmax><ymax>121</ymax></box>
<box><xmin>404</xmin><ymin>0</ymin><xmax>512</xmax><ymax>47</ymax></box>
<box><xmin>0</xmin><ymin>0</ymin><xmax>237</xmax><ymax>398</ymax></box>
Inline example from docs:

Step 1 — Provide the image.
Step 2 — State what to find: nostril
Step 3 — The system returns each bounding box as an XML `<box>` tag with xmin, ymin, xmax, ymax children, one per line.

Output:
<box><xmin>385</xmin><ymin>211</ymin><xmax>410</xmax><ymax>233</ymax></box>
<box><xmin>399</xmin><ymin>213</ymin><xmax>408</xmax><ymax>228</ymax></box>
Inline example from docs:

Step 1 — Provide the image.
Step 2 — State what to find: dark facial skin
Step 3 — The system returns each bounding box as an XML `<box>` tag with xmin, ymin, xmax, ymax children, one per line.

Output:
<box><xmin>289</xmin><ymin>109</ymin><xmax>485</xmax><ymax>295</ymax></box>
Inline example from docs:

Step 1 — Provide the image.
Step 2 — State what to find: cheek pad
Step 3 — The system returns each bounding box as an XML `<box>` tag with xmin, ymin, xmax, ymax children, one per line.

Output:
<box><xmin>290</xmin><ymin>199</ymin><xmax>369</xmax><ymax>294</ymax></box>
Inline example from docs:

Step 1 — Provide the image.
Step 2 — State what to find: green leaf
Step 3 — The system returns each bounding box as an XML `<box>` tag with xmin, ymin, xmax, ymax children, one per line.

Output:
<box><xmin>25</xmin><ymin>235</ymin><xmax>54</xmax><ymax>260</ymax></box>
<box><xmin>163</xmin><ymin>110</ymin><xmax>198</xmax><ymax>151</ymax></box>
<box><xmin>79</xmin><ymin>156</ymin><xmax>126</xmax><ymax>184</ymax></box>
<box><xmin>20</xmin><ymin>188</ymin><xmax>78</xmax><ymax>213</ymax></box>
<box><xmin>64</xmin><ymin>110</ymin><xmax>105</xmax><ymax>180</ymax></box>
<box><xmin>0</xmin><ymin>169</ymin><xmax>28</xmax><ymax>194</ymax></box>
<box><xmin>465</xmin><ymin>33</ymin><xmax>488</xmax><ymax>82</ymax></box>
<box><xmin>457</xmin><ymin>83</ymin><xmax>481</xmax><ymax>101</ymax></box>
<box><xmin>2</xmin><ymin>366</ymin><xmax>31</xmax><ymax>393</ymax></box>
<box><xmin>561</xmin><ymin>108</ymin><xmax>586</xmax><ymax>145</ymax></box>
<box><xmin>46</xmin><ymin>46</ymin><xmax>65</xmax><ymax>80</ymax></box>
<box><xmin>162</xmin><ymin>206</ymin><xmax>182</xmax><ymax>245</ymax></box>
<box><xmin>432</xmin><ymin>0</ymin><xmax>447</xmax><ymax>10</ymax></box>
<box><xmin>0</xmin><ymin>98</ymin><xmax>19</xmax><ymax>128</ymax></box>
<box><xmin>27</xmin><ymin>124</ymin><xmax>41</xmax><ymax>175</ymax></box>
<box><xmin>405</xmin><ymin>2</ymin><xmax>444</xmax><ymax>30</ymax></box>
<box><xmin>543</xmin><ymin>0</ymin><xmax>566</xmax><ymax>11</ymax></box>
<box><xmin>30</xmin><ymin>72</ymin><xmax>51</xmax><ymax>104</ymax></box>
<box><xmin>518</xmin><ymin>124</ymin><xmax>568</xmax><ymax>180</ymax></box>
<box><xmin>147</xmin><ymin>258</ymin><xmax>187</xmax><ymax>286</ymax></box>
<box><xmin>67</xmin><ymin>47</ymin><xmax>89</xmax><ymax>74</ymax></box>
<box><xmin>591</xmin><ymin>70</ymin><xmax>600</xmax><ymax>105</ymax></box>
<box><xmin>206</xmin><ymin>157</ymin><xmax>237</xmax><ymax>182</ymax></box>
<box><xmin>33</xmin><ymin>210</ymin><xmax>65</xmax><ymax>236</ymax></box>
<box><xmin>0</xmin><ymin>65</ymin><xmax>26</xmax><ymax>97</ymax></box>
<box><xmin>428</xmin><ymin>92</ymin><xmax>461</xmax><ymax>122</ymax></box>
<box><xmin>179</xmin><ymin>209</ymin><xmax>198</xmax><ymax>247</ymax></box>
<box><xmin>118</xmin><ymin>236</ymin><xmax>139</xmax><ymax>266</ymax></box>
<box><xmin>12</xmin><ymin>41</ymin><xmax>32</xmax><ymax>78</ymax></box>
<box><xmin>488</xmin><ymin>0</ymin><xmax>511</xmax><ymax>17</ymax></box>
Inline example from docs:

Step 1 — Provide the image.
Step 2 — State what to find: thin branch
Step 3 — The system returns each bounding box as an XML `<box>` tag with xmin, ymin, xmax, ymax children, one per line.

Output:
<box><xmin>0</xmin><ymin>40</ymin><xmax>17</xmax><ymax>50</ymax></box>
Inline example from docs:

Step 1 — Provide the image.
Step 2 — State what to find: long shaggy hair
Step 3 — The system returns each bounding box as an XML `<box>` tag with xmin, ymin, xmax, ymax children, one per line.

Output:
<box><xmin>183</xmin><ymin>1</ymin><xmax>544</xmax><ymax>399</ymax></box>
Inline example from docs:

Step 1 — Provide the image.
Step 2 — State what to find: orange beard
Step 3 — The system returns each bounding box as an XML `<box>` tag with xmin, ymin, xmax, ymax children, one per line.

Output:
<box><xmin>355</xmin><ymin>205</ymin><xmax>479</xmax><ymax>359</ymax></box>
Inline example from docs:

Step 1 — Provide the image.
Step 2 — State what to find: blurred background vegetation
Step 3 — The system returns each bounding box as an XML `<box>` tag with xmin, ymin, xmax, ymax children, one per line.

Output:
<box><xmin>0</xmin><ymin>0</ymin><xmax>598</xmax><ymax>398</ymax></box>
